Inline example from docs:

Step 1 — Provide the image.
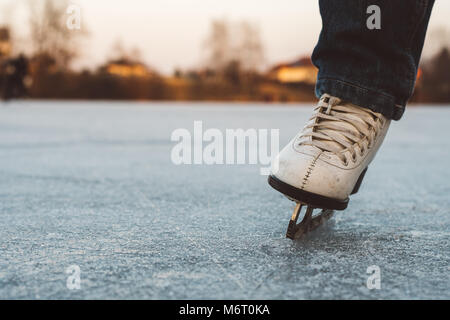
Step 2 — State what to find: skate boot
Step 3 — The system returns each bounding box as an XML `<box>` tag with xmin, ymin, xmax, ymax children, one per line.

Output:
<box><xmin>268</xmin><ymin>94</ymin><xmax>390</xmax><ymax>239</ymax></box>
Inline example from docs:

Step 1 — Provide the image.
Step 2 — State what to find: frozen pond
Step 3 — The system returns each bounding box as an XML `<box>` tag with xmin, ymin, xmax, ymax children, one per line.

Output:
<box><xmin>0</xmin><ymin>100</ymin><xmax>449</xmax><ymax>299</ymax></box>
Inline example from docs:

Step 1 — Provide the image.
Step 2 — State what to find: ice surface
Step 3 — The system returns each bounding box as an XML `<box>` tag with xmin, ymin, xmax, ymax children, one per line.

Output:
<box><xmin>0</xmin><ymin>100</ymin><xmax>449</xmax><ymax>299</ymax></box>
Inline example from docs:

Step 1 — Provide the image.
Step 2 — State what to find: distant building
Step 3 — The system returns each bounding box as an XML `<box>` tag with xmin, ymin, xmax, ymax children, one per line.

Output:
<box><xmin>102</xmin><ymin>58</ymin><xmax>154</xmax><ymax>78</ymax></box>
<box><xmin>0</xmin><ymin>27</ymin><xmax>11</xmax><ymax>58</ymax></box>
<box><xmin>268</xmin><ymin>57</ymin><xmax>318</xmax><ymax>85</ymax></box>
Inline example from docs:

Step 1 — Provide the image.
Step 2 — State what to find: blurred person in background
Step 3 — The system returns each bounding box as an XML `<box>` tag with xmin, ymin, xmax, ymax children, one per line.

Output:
<box><xmin>1</xmin><ymin>54</ymin><xmax>29</xmax><ymax>101</ymax></box>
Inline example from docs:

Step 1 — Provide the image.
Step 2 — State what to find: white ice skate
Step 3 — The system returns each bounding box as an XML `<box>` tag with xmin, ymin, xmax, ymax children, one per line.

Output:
<box><xmin>268</xmin><ymin>94</ymin><xmax>390</xmax><ymax>239</ymax></box>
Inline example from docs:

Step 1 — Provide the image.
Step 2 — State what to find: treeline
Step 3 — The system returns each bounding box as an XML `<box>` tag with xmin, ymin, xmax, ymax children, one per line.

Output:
<box><xmin>1</xmin><ymin>0</ymin><xmax>449</xmax><ymax>103</ymax></box>
<box><xmin>24</xmin><ymin>13</ymin><xmax>315</xmax><ymax>102</ymax></box>
<box><xmin>27</xmin><ymin>47</ymin><xmax>450</xmax><ymax>103</ymax></box>
<box><xmin>419</xmin><ymin>47</ymin><xmax>450</xmax><ymax>103</ymax></box>
<box><xmin>30</xmin><ymin>70</ymin><xmax>166</xmax><ymax>100</ymax></box>
<box><xmin>29</xmin><ymin>63</ymin><xmax>314</xmax><ymax>102</ymax></box>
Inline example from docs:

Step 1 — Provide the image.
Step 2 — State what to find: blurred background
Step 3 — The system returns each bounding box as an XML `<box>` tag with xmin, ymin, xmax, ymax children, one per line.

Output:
<box><xmin>0</xmin><ymin>0</ymin><xmax>449</xmax><ymax>103</ymax></box>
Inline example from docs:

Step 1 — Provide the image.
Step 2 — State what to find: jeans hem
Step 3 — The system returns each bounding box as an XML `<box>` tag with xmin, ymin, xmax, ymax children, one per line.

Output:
<box><xmin>315</xmin><ymin>77</ymin><xmax>405</xmax><ymax>120</ymax></box>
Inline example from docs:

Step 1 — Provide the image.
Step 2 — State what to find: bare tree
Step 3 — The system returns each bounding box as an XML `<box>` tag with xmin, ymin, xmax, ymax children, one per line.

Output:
<box><xmin>204</xmin><ymin>19</ymin><xmax>231</xmax><ymax>71</ymax></box>
<box><xmin>235</xmin><ymin>21</ymin><xmax>264</xmax><ymax>72</ymax></box>
<box><xmin>28</xmin><ymin>0</ymin><xmax>85</xmax><ymax>69</ymax></box>
<box><xmin>203</xmin><ymin>18</ymin><xmax>264</xmax><ymax>72</ymax></box>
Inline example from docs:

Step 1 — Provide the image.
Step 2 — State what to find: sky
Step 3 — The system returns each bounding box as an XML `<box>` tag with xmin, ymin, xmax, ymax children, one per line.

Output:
<box><xmin>2</xmin><ymin>0</ymin><xmax>450</xmax><ymax>74</ymax></box>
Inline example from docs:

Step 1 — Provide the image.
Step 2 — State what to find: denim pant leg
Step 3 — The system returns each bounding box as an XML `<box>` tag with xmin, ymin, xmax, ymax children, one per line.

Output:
<box><xmin>312</xmin><ymin>0</ymin><xmax>435</xmax><ymax>120</ymax></box>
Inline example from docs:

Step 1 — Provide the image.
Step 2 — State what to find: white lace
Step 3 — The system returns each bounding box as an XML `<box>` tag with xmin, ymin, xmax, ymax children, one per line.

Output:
<box><xmin>298</xmin><ymin>94</ymin><xmax>386</xmax><ymax>165</ymax></box>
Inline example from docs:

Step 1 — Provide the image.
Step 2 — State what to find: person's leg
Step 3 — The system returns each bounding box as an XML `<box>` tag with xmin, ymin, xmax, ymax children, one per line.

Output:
<box><xmin>269</xmin><ymin>0</ymin><xmax>435</xmax><ymax>238</ymax></box>
<box><xmin>312</xmin><ymin>0</ymin><xmax>435</xmax><ymax>120</ymax></box>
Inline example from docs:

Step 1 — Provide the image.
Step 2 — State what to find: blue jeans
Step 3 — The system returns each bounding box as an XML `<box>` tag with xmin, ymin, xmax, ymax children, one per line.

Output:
<box><xmin>312</xmin><ymin>0</ymin><xmax>435</xmax><ymax>120</ymax></box>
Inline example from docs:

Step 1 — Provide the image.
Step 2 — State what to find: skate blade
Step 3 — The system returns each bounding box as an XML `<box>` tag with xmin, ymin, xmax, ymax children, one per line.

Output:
<box><xmin>286</xmin><ymin>203</ymin><xmax>334</xmax><ymax>240</ymax></box>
